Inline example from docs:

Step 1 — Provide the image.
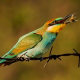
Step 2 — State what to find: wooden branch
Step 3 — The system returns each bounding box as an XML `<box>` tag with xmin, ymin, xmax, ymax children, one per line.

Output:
<box><xmin>0</xmin><ymin>48</ymin><xmax>80</xmax><ymax>67</ymax></box>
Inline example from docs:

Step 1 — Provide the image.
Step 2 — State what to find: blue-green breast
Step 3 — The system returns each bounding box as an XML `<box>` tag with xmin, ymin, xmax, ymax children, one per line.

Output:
<box><xmin>25</xmin><ymin>32</ymin><xmax>58</xmax><ymax>58</ymax></box>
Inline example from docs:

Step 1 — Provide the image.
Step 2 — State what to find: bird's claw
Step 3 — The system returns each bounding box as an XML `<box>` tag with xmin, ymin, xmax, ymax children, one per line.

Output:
<box><xmin>17</xmin><ymin>57</ymin><xmax>25</xmax><ymax>61</ymax></box>
<box><xmin>26</xmin><ymin>58</ymin><xmax>30</xmax><ymax>61</ymax></box>
<box><xmin>17</xmin><ymin>57</ymin><xmax>30</xmax><ymax>61</ymax></box>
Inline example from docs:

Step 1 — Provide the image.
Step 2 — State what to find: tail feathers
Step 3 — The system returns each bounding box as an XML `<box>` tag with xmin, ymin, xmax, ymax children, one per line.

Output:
<box><xmin>0</xmin><ymin>59</ymin><xmax>17</xmax><ymax>67</ymax></box>
<box><xmin>0</xmin><ymin>59</ymin><xmax>6</xmax><ymax>67</ymax></box>
<box><xmin>0</xmin><ymin>62</ymin><xmax>13</xmax><ymax>67</ymax></box>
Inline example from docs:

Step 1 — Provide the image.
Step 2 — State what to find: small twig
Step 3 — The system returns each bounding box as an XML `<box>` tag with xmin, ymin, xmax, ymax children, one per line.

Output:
<box><xmin>43</xmin><ymin>46</ymin><xmax>53</xmax><ymax>68</ymax></box>
<box><xmin>43</xmin><ymin>46</ymin><xmax>62</xmax><ymax>68</ymax></box>
<box><xmin>73</xmin><ymin>49</ymin><xmax>80</xmax><ymax>67</ymax></box>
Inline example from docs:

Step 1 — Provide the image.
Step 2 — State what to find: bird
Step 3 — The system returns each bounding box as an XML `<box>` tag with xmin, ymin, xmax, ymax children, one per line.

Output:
<box><xmin>0</xmin><ymin>13</ymin><xmax>77</xmax><ymax>67</ymax></box>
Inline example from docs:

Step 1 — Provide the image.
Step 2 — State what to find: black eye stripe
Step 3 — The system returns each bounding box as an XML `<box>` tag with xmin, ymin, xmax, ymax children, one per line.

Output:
<box><xmin>53</xmin><ymin>20</ymin><xmax>63</xmax><ymax>24</ymax></box>
<box><xmin>48</xmin><ymin>19</ymin><xmax>63</xmax><ymax>26</ymax></box>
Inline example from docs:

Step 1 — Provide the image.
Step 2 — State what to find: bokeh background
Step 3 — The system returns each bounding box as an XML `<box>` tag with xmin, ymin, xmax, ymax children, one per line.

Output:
<box><xmin>0</xmin><ymin>0</ymin><xmax>80</xmax><ymax>80</ymax></box>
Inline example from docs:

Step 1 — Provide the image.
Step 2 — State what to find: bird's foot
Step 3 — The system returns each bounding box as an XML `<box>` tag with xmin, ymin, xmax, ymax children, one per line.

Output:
<box><xmin>17</xmin><ymin>57</ymin><xmax>25</xmax><ymax>61</ymax></box>
<box><xmin>25</xmin><ymin>58</ymin><xmax>30</xmax><ymax>61</ymax></box>
<box><xmin>17</xmin><ymin>57</ymin><xmax>30</xmax><ymax>62</ymax></box>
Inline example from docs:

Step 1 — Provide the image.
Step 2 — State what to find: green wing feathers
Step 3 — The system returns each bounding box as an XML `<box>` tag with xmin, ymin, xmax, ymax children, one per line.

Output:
<box><xmin>0</xmin><ymin>33</ymin><xmax>42</xmax><ymax>66</ymax></box>
<box><xmin>12</xmin><ymin>33</ymin><xmax>42</xmax><ymax>54</ymax></box>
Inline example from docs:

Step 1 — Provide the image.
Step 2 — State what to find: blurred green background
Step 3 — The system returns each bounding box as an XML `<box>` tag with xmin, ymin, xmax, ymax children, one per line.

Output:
<box><xmin>0</xmin><ymin>0</ymin><xmax>80</xmax><ymax>80</ymax></box>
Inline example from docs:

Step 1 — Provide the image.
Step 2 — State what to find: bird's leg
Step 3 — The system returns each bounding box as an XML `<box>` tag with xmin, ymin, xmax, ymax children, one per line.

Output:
<box><xmin>17</xmin><ymin>57</ymin><xmax>25</xmax><ymax>61</ymax></box>
<box><xmin>17</xmin><ymin>57</ymin><xmax>30</xmax><ymax>61</ymax></box>
<box><xmin>17</xmin><ymin>53</ymin><xmax>30</xmax><ymax>62</ymax></box>
<box><xmin>17</xmin><ymin>52</ymin><xmax>27</xmax><ymax>61</ymax></box>
<box><xmin>21</xmin><ymin>54</ymin><xmax>30</xmax><ymax>62</ymax></box>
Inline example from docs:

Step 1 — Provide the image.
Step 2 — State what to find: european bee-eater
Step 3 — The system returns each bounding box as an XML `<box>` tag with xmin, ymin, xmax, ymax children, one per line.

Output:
<box><xmin>0</xmin><ymin>14</ymin><xmax>76</xmax><ymax>66</ymax></box>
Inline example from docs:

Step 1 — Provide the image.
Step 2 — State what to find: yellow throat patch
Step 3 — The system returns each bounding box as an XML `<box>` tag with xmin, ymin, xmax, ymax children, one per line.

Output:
<box><xmin>46</xmin><ymin>24</ymin><xmax>66</xmax><ymax>33</ymax></box>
